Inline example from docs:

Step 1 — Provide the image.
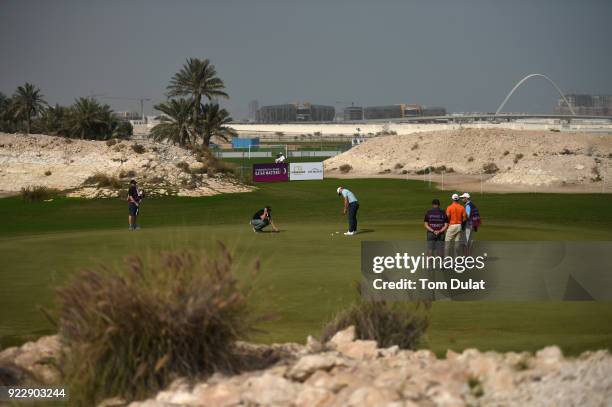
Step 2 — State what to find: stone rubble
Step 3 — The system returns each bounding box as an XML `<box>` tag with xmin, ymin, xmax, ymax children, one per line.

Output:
<box><xmin>2</xmin><ymin>329</ymin><xmax>610</xmax><ymax>406</ymax></box>
<box><xmin>0</xmin><ymin>133</ymin><xmax>251</xmax><ymax>197</ymax></box>
<box><xmin>125</xmin><ymin>327</ymin><xmax>612</xmax><ymax>407</ymax></box>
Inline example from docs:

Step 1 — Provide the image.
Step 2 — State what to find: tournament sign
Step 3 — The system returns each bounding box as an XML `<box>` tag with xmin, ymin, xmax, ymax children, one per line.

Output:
<box><xmin>252</xmin><ymin>163</ymin><xmax>289</xmax><ymax>182</ymax></box>
<box><xmin>289</xmin><ymin>162</ymin><xmax>324</xmax><ymax>181</ymax></box>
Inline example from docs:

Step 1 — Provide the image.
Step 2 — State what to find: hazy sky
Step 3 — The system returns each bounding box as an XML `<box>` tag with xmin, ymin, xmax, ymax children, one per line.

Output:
<box><xmin>1</xmin><ymin>0</ymin><xmax>611</xmax><ymax>119</ymax></box>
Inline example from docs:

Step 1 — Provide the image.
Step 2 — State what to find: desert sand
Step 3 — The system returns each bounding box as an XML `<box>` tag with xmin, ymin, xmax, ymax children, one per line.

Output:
<box><xmin>325</xmin><ymin>129</ymin><xmax>612</xmax><ymax>193</ymax></box>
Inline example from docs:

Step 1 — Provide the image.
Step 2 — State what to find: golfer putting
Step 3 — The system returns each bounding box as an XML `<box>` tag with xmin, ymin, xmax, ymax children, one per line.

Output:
<box><xmin>337</xmin><ymin>186</ymin><xmax>359</xmax><ymax>235</ymax></box>
<box><xmin>251</xmin><ymin>206</ymin><xmax>279</xmax><ymax>233</ymax></box>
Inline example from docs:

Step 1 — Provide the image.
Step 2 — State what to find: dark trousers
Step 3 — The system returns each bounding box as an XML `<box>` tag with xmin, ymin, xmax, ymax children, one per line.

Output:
<box><xmin>347</xmin><ymin>202</ymin><xmax>359</xmax><ymax>232</ymax></box>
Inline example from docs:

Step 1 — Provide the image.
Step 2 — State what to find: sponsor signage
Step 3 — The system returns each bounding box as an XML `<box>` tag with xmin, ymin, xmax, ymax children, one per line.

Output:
<box><xmin>253</xmin><ymin>163</ymin><xmax>289</xmax><ymax>182</ymax></box>
<box><xmin>289</xmin><ymin>162</ymin><xmax>324</xmax><ymax>181</ymax></box>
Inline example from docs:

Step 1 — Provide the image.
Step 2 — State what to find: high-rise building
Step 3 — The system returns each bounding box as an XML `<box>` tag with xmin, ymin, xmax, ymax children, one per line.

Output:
<box><xmin>248</xmin><ymin>100</ymin><xmax>259</xmax><ymax>122</ymax></box>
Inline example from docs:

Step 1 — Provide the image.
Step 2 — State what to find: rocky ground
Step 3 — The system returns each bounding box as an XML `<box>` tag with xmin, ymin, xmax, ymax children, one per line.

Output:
<box><xmin>325</xmin><ymin>129</ymin><xmax>612</xmax><ymax>193</ymax></box>
<box><xmin>0</xmin><ymin>133</ymin><xmax>251</xmax><ymax>198</ymax></box>
<box><xmin>1</xmin><ymin>327</ymin><xmax>611</xmax><ymax>406</ymax></box>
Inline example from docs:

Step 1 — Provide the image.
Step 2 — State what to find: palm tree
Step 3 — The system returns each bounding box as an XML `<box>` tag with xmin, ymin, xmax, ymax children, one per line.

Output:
<box><xmin>150</xmin><ymin>98</ymin><xmax>196</xmax><ymax>146</ymax></box>
<box><xmin>0</xmin><ymin>92</ymin><xmax>14</xmax><ymax>132</ymax></box>
<box><xmin>38</xmin><ymin>104</ymin><xmax>69</xmax><ymax>136</ymax></box>
<box><xmin>11</xmin><ymin>83</ymin><xmax>47</xmax><ymax>134</ymax></box>
<box><xmin>66</xmin><ymin>98</ymin><xmax>113</xmax><ymax>139</ymax></box>
<box><xmin>167</xmin><ymin>58</ymin><xmax>228</xmax><ymax>134</ymax></box>
<box><xmin>200</xmin><ymin>103</ymin><xmax>237</xmax><ymax>147</ymax></box>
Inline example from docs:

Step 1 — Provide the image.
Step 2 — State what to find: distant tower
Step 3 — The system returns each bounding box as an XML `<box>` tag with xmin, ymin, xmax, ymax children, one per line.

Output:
<box><xmin>248</xmin><ymin>100</ymin><xmax>259</xmax><ymax>122</ymax></box>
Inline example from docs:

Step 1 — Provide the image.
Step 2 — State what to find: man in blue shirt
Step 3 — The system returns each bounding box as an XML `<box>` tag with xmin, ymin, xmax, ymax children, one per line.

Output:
<box><xmin>337</xmin><ymin>186</ymin><xmax>359</xmax><ymax>235</ymax></box>
<box><xmin>460</xmin><ymin>192</ymin><xmax>481</xmax><ymax>254</ymax></box>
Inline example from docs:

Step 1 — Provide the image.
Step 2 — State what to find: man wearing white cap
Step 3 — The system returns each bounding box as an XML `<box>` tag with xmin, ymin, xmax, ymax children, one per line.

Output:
<box><xmin>445</xmin><ymin>193</ymin><xmax>467</xmax><ymax>256</ymax></box>
<box><xmin>337</xmin><ymin>186</ymin><xmax>359</xmax><ymax>235</ymax></box>
<box><xmin>461</xmin><ymin>192</ymin><xmax>481</xmax><ymax>254</ymax></box>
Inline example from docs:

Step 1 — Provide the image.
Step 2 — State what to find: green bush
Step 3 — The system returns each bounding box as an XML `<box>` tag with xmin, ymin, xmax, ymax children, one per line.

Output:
<box><xmin>321</xmin><ymin>298</ymin><xmax>430</xmax><ymax>350</ymax></box>
<box><xmin>20</xmin><ymin>185</ymin><xmax>59</xmax><ymax>202</ymax></box>
<box><xmin>84</xmin><ymin>173</ymin><xmax>123</xmax><ymax>189</ymax></box>
<box><xmin>57</xmin><ymin>246</ymin><xmax>259</xmax><ymax>405</ymax></box>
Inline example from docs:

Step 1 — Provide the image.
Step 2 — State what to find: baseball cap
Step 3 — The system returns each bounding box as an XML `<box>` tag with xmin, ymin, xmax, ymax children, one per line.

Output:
<box><xmin>460</xmin><ymin>192</ymin><xmax>471</xmax><ymax>199</ymax></box>
<box><xmin>336</xmin><ymin>187</ymin><xmax>343</xmax><ymax>195</ymax></box>
<box><xmin>451</xmin><ymin>193</ymin><xmax>459</xmax><ymax>201</ymax></box>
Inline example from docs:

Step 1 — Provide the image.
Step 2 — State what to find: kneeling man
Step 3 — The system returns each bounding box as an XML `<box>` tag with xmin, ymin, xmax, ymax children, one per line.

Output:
<box><xmin>251</xmin><ymin>206</ymin><xmax>279</xmax><ymax>233</ymax></box>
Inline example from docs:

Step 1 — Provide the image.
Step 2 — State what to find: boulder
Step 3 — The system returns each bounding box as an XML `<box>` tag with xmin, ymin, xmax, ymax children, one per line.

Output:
<box><xmin>287</xmin><ymin>353</ymin><xmax>347</xmax><ymax>381</ymax></box>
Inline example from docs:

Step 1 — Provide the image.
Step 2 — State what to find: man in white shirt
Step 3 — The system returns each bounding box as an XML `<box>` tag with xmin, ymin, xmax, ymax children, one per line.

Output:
<box><xmin>275</xmin><ymin>153</ymin><xmax>286</xmax><ymax>164</ymax></box>
<box><xmin>337</xmin><ymin>186</ymin><xmax>359</xmax><ymax>235</ymax></box>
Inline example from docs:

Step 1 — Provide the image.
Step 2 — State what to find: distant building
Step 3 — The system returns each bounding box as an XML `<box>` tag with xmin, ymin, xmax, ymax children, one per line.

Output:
<box><xmin>256</xmin><ymin>104</ymin><xmax>296</xmax><ymax>123</ymax></box>
<box><xmin>555</xmin><ymin>94</ymin><xmax>612</xmax><ymax>116</ymax></box>
<box><xmin>248</xmin><ymin>100</ymin><xmax>259</xmax><ymax>122</ymax></box>
<box><xmin>421</xmin><ymin>106</ymin><xmax>447</xmax><ymax>116</ymax></box>
<box><xmin>343</xmin><ymin>106</ymin><xmax>364</xmax><ymax>121</ymax></box>
<box><xmin>256</xmin><ymin>103</ymin><xmax>335</xmax><ymax>123</ymax></box>
<box><xmin>113</xmin><ymin>111</ymin><xmax>141</xmax><ymax>121</ymax></box>
<box><xmin>363</xmin><ymin>104</ymin><xmax>422</xmax><ymax>120</ymax></box>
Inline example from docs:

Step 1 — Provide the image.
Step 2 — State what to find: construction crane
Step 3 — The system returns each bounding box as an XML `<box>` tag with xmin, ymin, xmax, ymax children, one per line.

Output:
<box><xmin>99</xmin><ymin>96</ymin><xmax>152</xmax><ymax>121</ymax></box>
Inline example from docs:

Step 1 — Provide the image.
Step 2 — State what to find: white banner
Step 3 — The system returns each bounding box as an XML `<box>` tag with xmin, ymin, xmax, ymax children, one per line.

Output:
<box><xmin>289</xmin><ymin>162</ymin><xmax>324</xmax><ymax>181</ymax></box>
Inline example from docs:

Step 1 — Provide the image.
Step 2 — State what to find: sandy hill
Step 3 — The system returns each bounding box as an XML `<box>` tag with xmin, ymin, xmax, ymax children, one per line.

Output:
<box><xmin>325</xmin><ymin>129</ymin><xmax>612</xmax><ymax>193</ymax></box>
<box><xmin>0</xmin><ymin>133</ymin><xmax>250</xmax><ymax>198</ymax></box>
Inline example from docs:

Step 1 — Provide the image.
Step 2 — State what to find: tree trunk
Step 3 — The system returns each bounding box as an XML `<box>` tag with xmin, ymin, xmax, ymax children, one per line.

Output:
<box><xmin>26</xmin><ymin>112</ymin><xmax>31</xmax><ymax>134</ymax></box>
<box><xmin>192</xmin><ymin>92</ymin><xmax>201</xmax><ymax>146</ymax></box>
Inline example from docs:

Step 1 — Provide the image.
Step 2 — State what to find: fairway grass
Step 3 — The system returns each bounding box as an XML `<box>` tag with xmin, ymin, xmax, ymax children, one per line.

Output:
<box><xmin>1</xmin><ymin>178</ymin><xmax>611</xmax><ymax>355</ymax></box>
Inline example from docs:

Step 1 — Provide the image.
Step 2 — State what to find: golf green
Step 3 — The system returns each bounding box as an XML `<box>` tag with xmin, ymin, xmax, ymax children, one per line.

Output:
<box><xmin>1</xmin><ymin>178</ymin><xmax>611</xmax><ymax>355</ymax></box>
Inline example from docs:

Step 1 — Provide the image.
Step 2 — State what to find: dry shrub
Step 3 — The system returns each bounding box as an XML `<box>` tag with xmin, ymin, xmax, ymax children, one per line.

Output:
<box><xmin>513</xmin><ymin>153</ymin><xmax>524</xmax><ymax>164</ymax></box>
<box><xmin>394</xmin><ymin>163</ymin><xmax>404</xmax><ymax>169</ymax></box>
<box><xmin>416</xmin><ymin>165</ymin><xmax>454</xmax><ymax>175</ymax></box>
<box><xmin>175</xmin><ymin>161</ymin><xmax>190</xmax><ymax>173</ymax></box>
<box><xmin>591</xmin><ymin>166</ymin><xmax>602</xmax><ymax>182</ymax></box>
<box><xmin>131</xmin><ymin>144</ymin><xmax>146</xmax><ymax>154</ymax></box>
<box><xmin>57</xmin><ymin>245</ymin><xmax>260</xmax><ymax>405</ymax></box>
<box><xmin>339</xmin><ymin>164</ymin><xmax>352</xmax><ymax>174</ymax></box>
<box><xmin>84</xmin><ymin>173</ymin><xmax>123</xmax><ymax>189</ymax></box>
<box><xmin>20</xmin><ymin>186</ymin><xmax>59</xmax><ymax>202</ymax></box>
<box><xmin>482</xmin><ymin>162</ymin><xmax>499</xmax><ymax>174</ymax></box>
<box><xmin>322</xmin><ymin>297</ymin><xmax>429</xmax><ymax>350</ymax></box>
<box><xmin>411</xmin><ymin>143</ymin><xmax>419</xmax><ymax>151</ymax></box>
<box><xmin>190</xmin><ymin>146</ymin><xmax>236</xmax><ymax>176</ymax></box>
<box><xmin>106</xmin><ymin>139</ymin><xmax>117</xmax><ymax>147</ymax></box>
<box><xmin>119</xmin><ymin>170</ymin><xmax>136</xmax><ymax>179</ymax></box>
<box><xmin>467</xmin><ymin>156</ymin><xmax>474</xmax><ymax>162</ymax></box>
<box><xmin>44</xmin><ymin>170</ymin><xmax>52</xmax><ymax>176</ymax></box>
